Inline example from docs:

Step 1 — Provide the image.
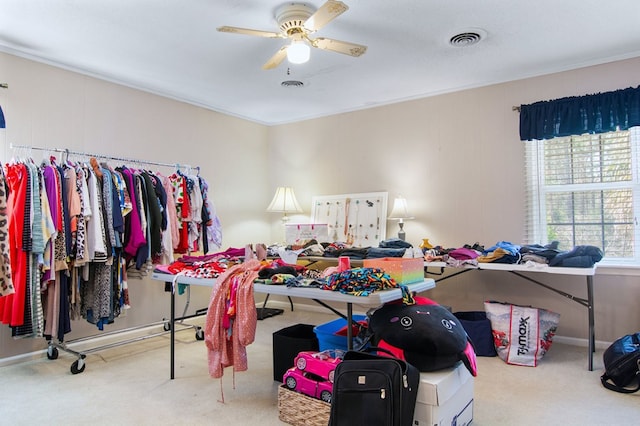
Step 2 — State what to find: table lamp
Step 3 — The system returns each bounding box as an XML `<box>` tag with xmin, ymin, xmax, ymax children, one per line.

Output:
<box><xmin>266</xmin><ymin>186</ymin><xmax>303</xmax><ymax>223</ymax></box>
<box><xmin>388</xmin><ymin>196</ymin><xmax>414</xmax><ymax>240</ymax></box>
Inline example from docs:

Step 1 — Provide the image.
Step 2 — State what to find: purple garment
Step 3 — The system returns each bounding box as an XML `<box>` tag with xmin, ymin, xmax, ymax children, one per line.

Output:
<box><xmin>448</xmin><ymin>247</ymin><xmax>480</xmax><ymax>260</ymax></box>
<box><xmin>120</xmin><ymin>168</ymin><xmax>147</xmax><ymax>258</ymax></box>
<box><xmin>212</xmin><ymin>247</ymin><xmax>245</xmax><ymax>258</ymax></box>
<box><xmin>41</xmin><ymin>166</ymin><xmax>59</xmax><ymax>283</ymax></box>
<box><xmin>176</xmin><ymin>247</ymin><xmax>244</xmax><ymax>264</ymax></box>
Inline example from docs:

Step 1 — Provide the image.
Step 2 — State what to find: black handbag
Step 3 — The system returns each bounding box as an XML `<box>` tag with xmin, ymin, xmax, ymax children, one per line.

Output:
<box><xmin>329</xmin><ymin>347</ymin><xmax>420</xmax><ymax>426</ymax></box>
<box><xmin>600</xmin><ymin>332</ymin><xmax>640</xmax><ymax>393</ymax></box>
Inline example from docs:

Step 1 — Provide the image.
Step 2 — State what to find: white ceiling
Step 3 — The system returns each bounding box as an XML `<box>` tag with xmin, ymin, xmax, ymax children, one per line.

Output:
<box><xmin>2</xmin><ymin>0</ymin><xmax>640</xmax><ymax>126</ymax></box>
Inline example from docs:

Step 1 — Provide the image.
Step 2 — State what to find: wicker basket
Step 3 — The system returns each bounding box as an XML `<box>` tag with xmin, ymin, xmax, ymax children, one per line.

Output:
<box><xmin>278</xmin><ymin>385</ymin><xmax>331</xmax><ymax>426</ymax></box>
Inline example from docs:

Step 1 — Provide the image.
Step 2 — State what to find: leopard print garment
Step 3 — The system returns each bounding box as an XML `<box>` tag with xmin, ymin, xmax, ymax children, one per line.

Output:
<box><xmin>0</xmin><ymin>167</ymin><xmax>14</xmax><ymax>296</ymax></box>
<box><xmin>74</xmin><ymin>166</ymin><xmax>87</xmax><ymax>265</ymax></box>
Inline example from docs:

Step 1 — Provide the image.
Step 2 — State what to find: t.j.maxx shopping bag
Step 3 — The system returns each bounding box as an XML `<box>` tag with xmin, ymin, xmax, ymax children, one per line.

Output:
<box><xmin>484</xmin><ymin>301</ymin><xmax>560</xmax><ymax>366</ymax></box>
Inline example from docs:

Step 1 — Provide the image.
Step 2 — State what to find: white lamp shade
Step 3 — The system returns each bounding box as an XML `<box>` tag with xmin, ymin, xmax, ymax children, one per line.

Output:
<box><xmin>388</xmin><ymin>197</ymin><xmax>414</xmax><ymax>220</ymax></box>
<box><xmin>266</xmin><ymin>187</ymin><xmax>303</xmax><ymax>213</ymax></box>
<box><xmin>287</xmin><ymin>41</ymin><xmax>310</xmax><ymax>64</ymax></box>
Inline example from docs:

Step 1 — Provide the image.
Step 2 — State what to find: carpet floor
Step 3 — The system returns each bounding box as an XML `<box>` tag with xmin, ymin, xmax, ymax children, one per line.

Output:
<box><xmin>0</xmin><ymin>307</ymin><xmax>637</xmax><ymax>425</ymax></box>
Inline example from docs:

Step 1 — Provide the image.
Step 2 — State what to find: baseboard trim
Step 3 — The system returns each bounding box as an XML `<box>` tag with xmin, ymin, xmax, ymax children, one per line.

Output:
<box><xmin>552</xmin><ymin>335</ymin><xmax>610</xmax><ymax>350</ymax></box>
<box><xmin>261</xmin><ymin>300</ymin><xmax>613</xmax><ymax>350</ymax></box>
<box><xmin>0</xmin><ymin>350</ymin><xmax>48</xmax><ymax>368</ymax></box>
<box><xmin>0</xmin><ymin>322</ymin><xmax>195</xmax><ymax>368</ymax></box>
<box><xmin>1</xmin><ymin>301</ymin><xmax>611</xmax><ymax>368</ymax></box>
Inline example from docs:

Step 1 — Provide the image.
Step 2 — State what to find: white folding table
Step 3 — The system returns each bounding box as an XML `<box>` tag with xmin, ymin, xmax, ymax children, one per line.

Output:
<box><xmin>152</xmin><ymin>271</ymin><xmax>435</xmax><ymax>379</ymax></box>
<box><xmin>424</xmin><ymin>262</ymin><xmax>597</xmax><ymax>370</ymax></box>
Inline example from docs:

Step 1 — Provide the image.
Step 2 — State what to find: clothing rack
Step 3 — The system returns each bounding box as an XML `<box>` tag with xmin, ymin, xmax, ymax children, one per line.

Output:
<box><xmin>9</xmin><ymin>143</ymin><xmax>200</xmax><ymax>173</ymax></box>
<box><xmin>46</xmin><ymin>285</ymin><xmax>206</xmax><ymax>375</ymax></box>
<box><xmin>6</xmin><ymin>143</ymin><xmax>208</xmax><ymax>374</ymax></box>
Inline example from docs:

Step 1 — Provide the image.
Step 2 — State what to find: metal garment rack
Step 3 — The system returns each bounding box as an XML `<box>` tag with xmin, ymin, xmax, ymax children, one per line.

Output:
<box><xmin>9</xmin><ymin>143</ymin><xmax>198</xmax><ymax>172</ymax></box>
<box><xmin>8</xmin><ymin>143</ymin><xmax>206</xmax><ymax>374</ymax></box>
<box><xmin>46</xmin><ymin>285</ymin><xmax>206</xmax><ymax>374</ymax></box>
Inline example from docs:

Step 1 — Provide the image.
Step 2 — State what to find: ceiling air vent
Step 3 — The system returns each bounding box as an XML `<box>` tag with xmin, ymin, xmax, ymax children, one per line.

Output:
<box><xmin>449</xmin><ymin>29</ymin><xmax>485</xmax><ymax>47</ymax></box>
<box><xmin>281</xmin><ymin>80</ymin><xmax>304</xmax><ymax>87</ymax></box>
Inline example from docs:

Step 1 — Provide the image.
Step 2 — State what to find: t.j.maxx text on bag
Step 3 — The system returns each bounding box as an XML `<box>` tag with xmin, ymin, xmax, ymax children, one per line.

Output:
<box><xmin>484</xmin><ymin>301</ymin><xmax>560</xmax><ymax>367</ymax></box>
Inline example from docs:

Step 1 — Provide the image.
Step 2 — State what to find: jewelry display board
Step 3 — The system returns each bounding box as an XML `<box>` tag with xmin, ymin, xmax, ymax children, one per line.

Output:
<box><xmin>311</xmin><ymin>192</ymin><xmax>388</xmax><ymax>247</ymax></box>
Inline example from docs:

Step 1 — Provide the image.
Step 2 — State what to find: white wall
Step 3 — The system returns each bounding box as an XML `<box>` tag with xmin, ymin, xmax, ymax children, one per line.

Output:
<box><xmin>0</xmin><ymin>52</ymin><xmax>272</xmax><ymax>359</ymax></box>
<box><xmin>266</xmin><ymin>57</ymin><xmax>640</xmax><ymax>347</ymax></box>
<box><xmin>1</xmin><ymin>51</ymin><xmax>639</xmax><ymax>363</ymax></box>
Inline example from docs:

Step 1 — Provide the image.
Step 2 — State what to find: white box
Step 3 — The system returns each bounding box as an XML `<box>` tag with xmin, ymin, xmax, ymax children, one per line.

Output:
<box><xmin>412</xmin><ymin>362</ymin><xmax>474</xmax><ymax>426</ymax></box>
<box><xmin>285</xmin><ymin>223</ymin><xmax>329</xmax><ymax>244</ymax></box>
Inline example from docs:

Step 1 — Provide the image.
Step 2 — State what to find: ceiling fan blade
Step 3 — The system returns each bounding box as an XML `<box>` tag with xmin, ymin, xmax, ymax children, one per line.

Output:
<box><xmin>303</xmin><ymin>0</ymin><xmax>348</xmax><ymax>32</ymax></box>
<box><xmin>262</xmin><ymin>46</ymin><xmax>288</xmax><ymax>70</ymax></box>
<box><xmin>217</xmin><ymin>26</ymin><xmax>283</xmax><ymax>39</ymax></box>
<box><xmin>311</xmin><ymin>37</ymin><xmax>367</xmax><ymax>57</ymax></box>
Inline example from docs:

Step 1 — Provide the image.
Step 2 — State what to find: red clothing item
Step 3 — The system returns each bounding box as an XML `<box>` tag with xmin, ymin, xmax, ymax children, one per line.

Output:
<box><xmin>175</xmin><ymin>222</ymin><xmax>189</xmax><ymax>254</ymax></box>
<box><xmin>175</xmin><ymin>178</ymin><xmax>190</xmax><ymax>254</ymax></box>
<box><xmin>181</xmin><ymin>178</ymin><xmax>190</xmax><ymax>219</ymax></box>
<box><xmin>2</xmin><ymin>163</ymin><xmax>28</xmax><ymax>326</ymax></box>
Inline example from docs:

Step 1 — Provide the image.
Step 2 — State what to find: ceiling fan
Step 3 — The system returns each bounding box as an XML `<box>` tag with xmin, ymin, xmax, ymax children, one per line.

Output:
<box><xmin>217</xmin><ymin>0</ymin><xmax>367</xmax><ymax>70</ymax></box>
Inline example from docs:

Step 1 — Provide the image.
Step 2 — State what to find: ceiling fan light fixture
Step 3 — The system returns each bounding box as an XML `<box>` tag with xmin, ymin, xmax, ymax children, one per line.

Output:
<box><xmin>218</xmin><ymin>1</ymin><xmax>366</xmax><ymax>70</ymax></box>
<box><xmin>287</xmin><ymin>41</ymin><xmax>310</xmax><ymax>64</ymax></box>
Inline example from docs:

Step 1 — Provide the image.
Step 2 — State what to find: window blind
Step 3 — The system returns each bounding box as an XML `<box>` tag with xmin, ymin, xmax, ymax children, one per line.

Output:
<box><xmin>524</xmin><ymin>128</ymin><xmax>640</xmax><ymax>263</ymax></box>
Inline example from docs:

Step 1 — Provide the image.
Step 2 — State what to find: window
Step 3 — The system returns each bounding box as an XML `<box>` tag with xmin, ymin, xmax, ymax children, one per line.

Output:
<box><xmin>524</xmin><ymin>127</ymin><xmax>640</xmax><ymax>264</ymax></box>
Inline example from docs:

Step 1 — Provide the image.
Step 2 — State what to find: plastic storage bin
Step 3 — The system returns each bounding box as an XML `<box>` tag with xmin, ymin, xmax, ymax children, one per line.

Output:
<box><xmin>313</xmin><ymin>315</ymin><xmax>367</xmax><ymax>351</ymax></box>
<box><xmin>362</xmin><ymin>257</ymin><xmax>424</xmax><ymax>284</ymax></box>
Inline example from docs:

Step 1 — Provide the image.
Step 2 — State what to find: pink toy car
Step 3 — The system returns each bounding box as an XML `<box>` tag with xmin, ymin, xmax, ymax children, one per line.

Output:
<box><xmin>293</xmin><ymin>349</ymin><xmax>343</xmax><ymax>383</ymax></box>
<box><xmin>282</xmin><ymin>350</ymin><xmax>343</xmax><ymax>403</ymax></box>
<box><xmin>283</xmin><ymin>367</ymin><xmax>333</xmax><ymax>403</ymax></box>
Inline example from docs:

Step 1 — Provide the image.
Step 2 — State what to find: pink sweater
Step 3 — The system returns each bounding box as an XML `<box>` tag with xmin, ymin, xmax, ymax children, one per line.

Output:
<box><xmin>204</xmin><ymin>259</ymin><xmax>259</xmax><ymax>385</ymax></box>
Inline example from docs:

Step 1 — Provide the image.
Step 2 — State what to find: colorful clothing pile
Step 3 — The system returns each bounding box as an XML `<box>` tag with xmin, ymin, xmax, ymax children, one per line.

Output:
<box><xmin>425</xmin><ymin>240</ymin><xmax>603</xmax><ymax>268</ymax></box>
<box><xmin>323</xmin><ymin>267</ymin><xmax>397</xmax><ymax>296</ymax></box>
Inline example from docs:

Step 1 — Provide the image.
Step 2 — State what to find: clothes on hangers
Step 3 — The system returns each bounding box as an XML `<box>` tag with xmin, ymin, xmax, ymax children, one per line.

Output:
<box><xmin>0</xmin><ymin>150</ymin><xmax>222</xmax><ymax>340</ymax></box>
<box><xmin>0</xmin><ymin>167</ymin><xmax>15</xmax><ymax>298</ymax></box>
<box><xmin>168</xmin><ymin>167</ymin><xmax>222</xmax><ymax>255</ymax></box>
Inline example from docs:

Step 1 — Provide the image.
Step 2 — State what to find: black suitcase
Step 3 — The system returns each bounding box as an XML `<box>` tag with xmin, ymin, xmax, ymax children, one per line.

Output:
<box><xmin>329</xmin><ymin>348</ymin><xmax>419</xmax><ymax>426</ymax></box>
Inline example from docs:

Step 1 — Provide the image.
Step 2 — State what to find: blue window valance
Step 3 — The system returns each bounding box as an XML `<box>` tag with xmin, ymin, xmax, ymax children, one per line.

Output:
<box><xmin>519</xmin><ymin>86</ymin><xmax>640</xmax><ymax>141</ymax></box>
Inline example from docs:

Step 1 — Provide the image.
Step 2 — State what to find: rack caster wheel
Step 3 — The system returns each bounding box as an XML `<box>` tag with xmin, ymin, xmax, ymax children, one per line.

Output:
<box><xmin>195</xmin><ymin>327</ymin><xmax>204</xmax><ymax>340</ymax></box>
<box><xmin>71</xmin><ymin>358</ymin><xmax>86</xmax><ymax>375</ymax></box>
<box><xmin>163</xmin><ymin>322</ymin><xmax>171</xmax><ymax>332</ymax></box>
<box><xmin>47</xmin><ymin>346</ymin><xmax>59</xmax><ymax>360</ymax></box>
